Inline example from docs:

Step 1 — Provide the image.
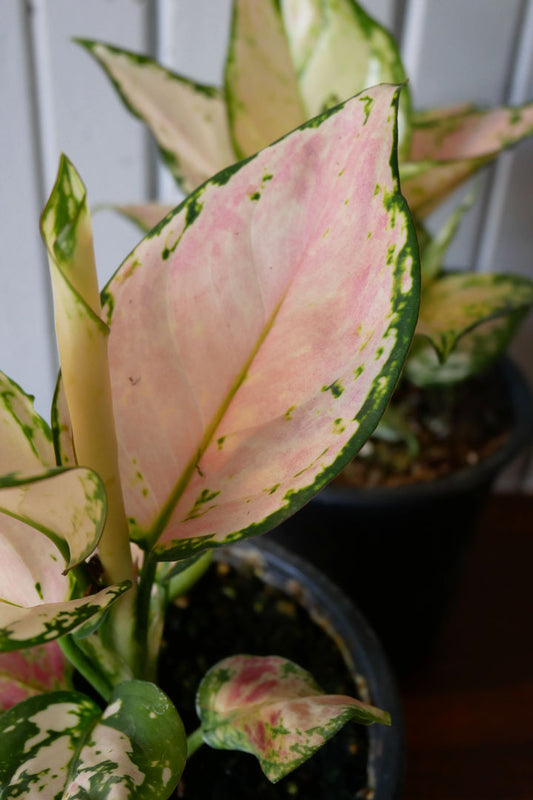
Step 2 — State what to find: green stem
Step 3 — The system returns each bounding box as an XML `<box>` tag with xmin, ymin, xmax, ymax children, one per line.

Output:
<box><xmin>186</xmin><ymin>727</ymin><xmax>205</xmax><ymax>758</ymax></box>
<box><xmin>166</xmin><ymin>550</ymin><xmax>213</xmax><ymax>602</ymax></box>
<box><xmin>134</xmin><ymin>552</ymin><xmax>158</xmax><ymax>679</ymax></box>
<box><xmin>59</xmin><ymin>635</ymin><xmax>113</xmax><ymax>702</ymax></box>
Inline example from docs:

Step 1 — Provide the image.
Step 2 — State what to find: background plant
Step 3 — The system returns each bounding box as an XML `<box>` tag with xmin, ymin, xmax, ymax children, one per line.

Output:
<box><xmin>80</xmin><ymin>0</ymin><xmax>533</xmax><ymax>406</ymax></box>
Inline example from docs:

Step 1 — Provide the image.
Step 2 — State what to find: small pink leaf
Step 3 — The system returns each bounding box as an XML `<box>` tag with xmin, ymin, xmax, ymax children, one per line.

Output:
<box><xmin>0</xmin><ymin>641</ymin><xmax>68</xmax><ymax>711</ymax></box>
<box><xmin>91</xmin><ymin>85</ymin><xmax>418</xmax><ymax>559</ymax></box>
<box><xmin>197</xmin><ymin>654</ymin><xmax>390</xmax><ymax>783</ymax></box>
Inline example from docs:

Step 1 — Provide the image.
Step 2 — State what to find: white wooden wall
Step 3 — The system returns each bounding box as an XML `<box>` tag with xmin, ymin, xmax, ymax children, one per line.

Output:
<box><xmin>2</xmin><ymin>0</ymin><xmax>533</xmax><ymax>488</ymax></box>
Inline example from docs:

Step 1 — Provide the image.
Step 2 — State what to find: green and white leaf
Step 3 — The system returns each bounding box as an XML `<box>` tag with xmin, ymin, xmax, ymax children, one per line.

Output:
<box><xmin>0</xmin><ymin>370</ymin><xmax>54</xmax><ymax>477</ymax></box>
<box><xmin>416</xmin><ymin>272</ymin><xmax>533</xmax><ymax>361</ymax></box>
<box><xmin>225</xmin><ymin>0</ymin><xmax>305</xmax><ymax>158</ymax></box>
<box><xmin>77</xmin><ymin>40</ymin><xmax>236</xmax><ymax>194</ymax></box>
<box><xmin>0</xmin><ymin>468</ymin><xmax>106</xmax><ymax>570</ymax></box>
<box><xmin>57</xmin><ymin>85</ymin><xmax>418</xmax><ymax>560</ymax></box>
<box><xmin>0</xmin><ymin>551</ymin><xmax>130</xmax><ymax>652</ymax></box>
<box><xmin>0</xmin><ymin>681</ymin><xmax>186</xmax><ymax>799</ymax></box>
<box><xmin>407</xmin><ymin>272</ymin><xmax>533</xmax><ymax>386</ymax></box>
<box><xmin>280</xmin><ymin>0</ymin><xmax>411</xmax><ymax>158</ymax></box>
<box><xmin>197</xmin><ymin>654</ymin><xmax>390</xmax><ymax>783</ymax></box>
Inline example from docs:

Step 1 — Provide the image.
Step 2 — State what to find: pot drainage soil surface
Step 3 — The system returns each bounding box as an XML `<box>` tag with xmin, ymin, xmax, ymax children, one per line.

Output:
<box><xmin>337</xmin><ymin>366</ymin><xmax>511</xmax><ymax>488</ymax></box>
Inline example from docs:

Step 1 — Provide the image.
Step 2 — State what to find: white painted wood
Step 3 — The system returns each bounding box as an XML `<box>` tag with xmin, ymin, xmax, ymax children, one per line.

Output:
<box><xmin>45</xmin><ymin>0</ymin><xmax>151</xmax><ymax>287</ymax></box>
<box><xmin>401</xmin><ymin>0</ymin><xmax>524</xmax><ymax>269</ymax></box>
<box><xmin>0</xmin><ymin>0</ymin><xmax>57</xmax><ymax>415</ymax></box>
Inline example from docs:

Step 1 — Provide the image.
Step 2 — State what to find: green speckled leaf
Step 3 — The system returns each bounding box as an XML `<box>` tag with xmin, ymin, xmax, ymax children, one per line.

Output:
<box><xmin>0</xmin><ymin>681</ymin><xmax>186</xmax><ymax>799</ymax></box>
<box><xmin>42</xmin><ymin>155</ymin><xmax>132</xmax><ymax>587</ymax></box>
<box><xmin>416</xmin><ymin>272</ymin><xmax>533</xmax><ymax>361</ymax></box>
<box><xmin>225</xmin><ymin>0</ymin><xmax>305</xmax><ymax>158</ymax></box>
<box><xmin>77</xmin><ymin>85</ymin><xmax>418</xmax><ymax>560</ymax></box>
<box><xmin>406</xmin><ymin>272</ymin><xmax>533</xmax><ymax>386</ymax></box>
<box><xmin>197</xmin><ymin>655</ymin><xmax>390</xmax><ymax>783</ymax></box>
<box><xmin>0</xmin><ymin>370</ymin><xmax>54</xmax><ymax>477</ymax></box>
<box><xmin>280</xmin><ymin>0</ymin><xmax>411</xmax><ymax>158</ymax></box>
<box><xmin>77</xmin><ymin>39</ymin><xmax>235</xmax><ymax>194</ymax></box>
<box><xmin>0</xmin><ymin>566</ymin><xmax>130</xmax><ymax>652</ymax></box>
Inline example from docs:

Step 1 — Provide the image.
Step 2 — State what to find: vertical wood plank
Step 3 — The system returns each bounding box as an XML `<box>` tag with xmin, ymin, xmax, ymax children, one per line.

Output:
<box><xmin>45</xmin><ymin>0</ymin><xmax>152</xmax><ymax>288</ymax></box>
<box><xmin>0</xmin><ymin>0</ymin><xmax>57</xmax><ymax>414</ymax></box>
<box><xmin>401</xmin><ymin>0</ymin><xmax>524</xmax><ymax>269</ymax></box>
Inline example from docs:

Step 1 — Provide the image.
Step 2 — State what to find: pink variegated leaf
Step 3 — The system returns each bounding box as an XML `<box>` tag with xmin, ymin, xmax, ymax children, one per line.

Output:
<box><xmin>64</xmin><ymin>85</ymin><xmax>418</xmax><ymax>560</ymax></box>
<box><xmin>197</xmin><ymin>655</ymin><xmax>390</xmax><ymax>783</ymax></box>
<box><xmin>0</xmin><ymin>505</ymin><xmax>129</xmax><ymax>652</ymax></box>
<box><xmin>400</xmin><ymin>155</ymin><xmax>490</xmax><ymax>217</ymax></box>
<box><xmin>0</xmin><ymin>468</ymin><xmax>106</xmax><ymax>570</ymax></box>
<box><xmin>405</xmin><ymin>100</ymin><xmax>533</xmax><ymax>216</ymax></box>
<box><xmin>225</xmin><ymin>0</ymin><xmax>305</xmax><ymax>158</ymax></box>
<box><xmin>0</xmin><ymin>641</ymin><xmax>69</xmax><ymax>711</ymax></box>
<box><xmin>410</xmin><ymin>100</ymin><xmax>533</xmax><ymax>161</ymax></box>
<box><xmin>77</xmin><ymin>40</ymin><xmax>236</xmax><ymax>194</ymax></box>
<box><xmin>0</xmin><ymin>367</ymin><xmax>107</xmax><ymax>569</ymax></box>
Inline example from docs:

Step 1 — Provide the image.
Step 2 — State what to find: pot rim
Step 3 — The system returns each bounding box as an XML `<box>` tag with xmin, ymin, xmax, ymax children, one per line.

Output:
<box><xmin>218</xmin><ymin>537</ymin><xmax>405</xmax><ymax>800</ymax></box>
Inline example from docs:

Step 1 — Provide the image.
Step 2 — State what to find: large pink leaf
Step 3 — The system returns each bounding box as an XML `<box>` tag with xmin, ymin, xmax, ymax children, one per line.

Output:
<box><xmin>197</xmin><ymin>655</ymin><xmax>390</xmax><ymax>782</ymax></box>
<box><xmin>82</xmin><ymin>85</ymin><xmax>418</xmax><ymax>559</ymax></box>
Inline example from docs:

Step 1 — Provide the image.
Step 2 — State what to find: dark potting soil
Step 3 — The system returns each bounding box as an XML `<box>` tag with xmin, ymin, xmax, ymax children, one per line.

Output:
<box><xmin>335</xmin><ymin>367</ymin><xmax>512</xmax><ymax>488</ymax></box>
<box><xmin>158</xmin><ymin>558</ymin><xmax>371</xmax><ymax>799</ymax></box>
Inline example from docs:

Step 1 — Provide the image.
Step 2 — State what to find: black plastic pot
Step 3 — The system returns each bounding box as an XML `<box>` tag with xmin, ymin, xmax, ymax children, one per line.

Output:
<box><xmin>217</xmin><ymin>539</ymin><xmax>405</xmax><ymax>800</ymax></box>
<box><xmin>270</xmin><ymin>358</ymin><xmax>533</xmax><ymax>674</ymax></box>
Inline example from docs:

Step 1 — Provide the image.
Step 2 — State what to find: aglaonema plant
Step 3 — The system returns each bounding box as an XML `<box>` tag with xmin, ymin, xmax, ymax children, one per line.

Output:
<box><xmin>78</xmin><ymin>0</ymin><xmax>533</xmax><ymax>399</ymax></box>
<box><xmin>0</xmin><ymin>83</ymin><xmax>419</xmax><ymax>796</ymax></box>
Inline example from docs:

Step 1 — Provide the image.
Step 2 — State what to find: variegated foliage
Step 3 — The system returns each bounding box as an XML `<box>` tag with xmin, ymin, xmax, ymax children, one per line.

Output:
<box><xmin>197</xmin><ymin>655</ymin><xmax>390</xmax><ymax>782</ymax></box>
<box><xmin>79</xmin><ymin>0</ymin><xmax>533</xmax><ymax>386</ymax></box>
<box><xmin>0</xmin><ymin>84</ymin><xmax>412</xmax><ymax>791</ymax></box>
<box><xmin>54</xmin><ymin>84</ymin><xmax>418</xmax><ymax>560</ymax></box>
<box><xmin>0</xmin><ymin>681</ymin><xmax>186</xmax><ymax>799</ymax></box>
<box><xmin>0</xmin><ymin>371</ymin><xmax>128</xmax><ymax>659</ymax></box>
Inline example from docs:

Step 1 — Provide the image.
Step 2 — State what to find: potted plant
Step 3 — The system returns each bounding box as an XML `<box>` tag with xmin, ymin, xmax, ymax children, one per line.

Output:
<box><xmin>0</xmin><ymin>80</ymin><xmax>418</xmax><ymax>796</ymax></box>
<box><xmin>74</xmin><ymin>0</ymin><xmax>533</xmax><ymax>670</ymax></box>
